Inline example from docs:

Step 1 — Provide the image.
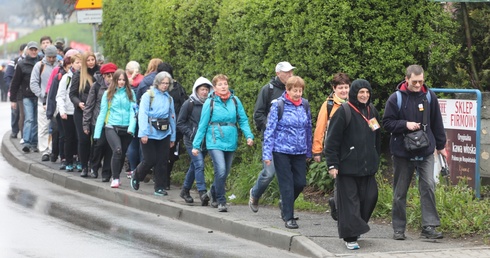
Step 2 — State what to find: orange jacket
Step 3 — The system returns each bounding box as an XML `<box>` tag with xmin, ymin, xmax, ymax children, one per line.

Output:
<box><xmin>312</xmin><ymin>94</ymin><xmax>345</xmax><ymax>156</ymax></box>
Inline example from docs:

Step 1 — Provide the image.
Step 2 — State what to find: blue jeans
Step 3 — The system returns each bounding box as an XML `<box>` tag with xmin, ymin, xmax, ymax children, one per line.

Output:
<box><xmin>208</xmin><ymin>149</ymin><xmax>234</xmax><ymax>205</ymax></box>
<box><xmin>22</xmin><ymin>97</ymin><xmax>38</xmax><ymax>148</ymax></box>
<box><xmin>251</xmin><ymin>157</ymin><xmax>276</xmax><ymax>200</ymax></box>
<box><xmin>392</xmin><ymin>155</ymin><xmax>440</xmax><ymax>232</ymax></box>
<box><xmin>127</xmin><ymin>136</ymin><xmax>143</xmax><ymax>171</ymax></box>
<box><xmin>183</xmin><ymin>146</ymin><xmax>207</xmax><ymax>191</ymax></box>
<box><xmin>273</xmin><ymin>152</ymin><xmax>306</xmax><ymax>222</ymax></box>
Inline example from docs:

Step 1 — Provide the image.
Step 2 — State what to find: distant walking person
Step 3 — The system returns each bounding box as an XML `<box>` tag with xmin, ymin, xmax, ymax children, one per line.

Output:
<box><xmin>382</xmin><ymin>64</ymin><xmax>447</xmax><ymax>241</ymax></box>
<box><xmin>93</xmin><ymin>69</ymin><xmax>136</xmax><ymax>188</ymax></box>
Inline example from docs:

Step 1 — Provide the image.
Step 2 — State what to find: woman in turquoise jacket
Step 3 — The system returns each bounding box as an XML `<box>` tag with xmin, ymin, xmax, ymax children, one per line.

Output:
<box><xmin>130</xmin><ymin>71</ymin><xmax>176</xmax><ymax>196</ymax></box>
<box><xmin>192</xmin><ymin>74</ymin><xmax>254</xmax><ymax>212</ymax></box>
<box><xmin>94</xmin><ymin>69</ymin><xmax>136</xmax><ymax>188</ymax></box>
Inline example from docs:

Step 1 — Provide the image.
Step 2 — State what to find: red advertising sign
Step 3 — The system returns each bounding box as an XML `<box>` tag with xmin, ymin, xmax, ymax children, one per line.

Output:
<box><xmin>439</xmin><ymin>99</ymin><xmax>477</xmax><ymax>187</ymax></box>
<box><xmin>0</xmin><ymin>23</ymin><xmax>7</xmax><ymax>39</ymax></box>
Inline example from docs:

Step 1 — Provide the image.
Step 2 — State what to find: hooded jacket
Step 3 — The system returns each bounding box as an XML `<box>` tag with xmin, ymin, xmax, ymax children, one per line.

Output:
<box><xmin>325</xmin><ymin>79</ymin><xmax>381</xmax><ymax>177</ymax></box>
<box><xmin>192</xmin><ymin>90</ymin><xmax>254</xmax><ymax>151</ymax></box>
<box><xmin>83</xmin><ymin>73</ymin><xmax>108</xmax><ymax>132</ymax></box>
<box><xmin>9</xmin><ymin>55</ymin><xmax>39</xmax><ymax>101</ymax></box>
<box><xmin>93</xmin><ymin>87</ymin><xmax>137</xmax><ymax>139</ymax></box>
<box><xmin>137</xmin><ymin>86</ymin><xmax>176</xmax><ymax>141</ymax></box>
<box><xmin>253</xmin><ymin>76</ymin><xmax>286</xmax><ymax>133</ymax></box>
<box><xmin>30</xmin><ymin>57</ymin><xmax>60</xmax><ymax>104</ymax></box>
<box><xmin>382</xmin><ymin>81</ymin><xmax>446</xmax><ymax>158</ymax></box>
<box><xmin>177</xmin><ymin>77</ymin><xmax>212</xmax><ymax>149</ymax></box>
<box><xmin>56</xmin><ymin>68</ymin><xmax>76</xmax><ymax>116</ymax></box>
<box><xmin>262</xmin><ymin>92</ymin><xmax>313</xmax><ymax>161</ymax></box>
<box><xmin>46</xmin><ymin>65</ymin><xmax>68</xmax><ymax>119</ymax></box>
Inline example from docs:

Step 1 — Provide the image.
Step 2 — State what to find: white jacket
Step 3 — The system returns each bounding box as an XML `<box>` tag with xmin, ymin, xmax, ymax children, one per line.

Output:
<box><xmin>56</xmin><ymin>69</ymin><xmax>75</xmax><ymax>116</ymax></box>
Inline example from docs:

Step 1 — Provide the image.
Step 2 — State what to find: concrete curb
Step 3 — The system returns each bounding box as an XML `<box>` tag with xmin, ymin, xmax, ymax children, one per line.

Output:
<box><xmin>2</xmin><ymin>132</ymin><xmax>333</xmax><ymax>258</ymax></box>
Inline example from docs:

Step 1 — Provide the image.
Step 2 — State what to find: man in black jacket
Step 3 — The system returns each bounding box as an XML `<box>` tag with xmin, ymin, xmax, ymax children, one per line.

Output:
<box><xmin>248</xmin><ymin>61</ymin><xmax>295</xmax><ymax>213</ymax></box>
<box><xmin>382</xmin><ymin>64</ymin><xmax>447</xmax><ymax>241</ymax></box>
<box><xmin>10</xmin><ymin>41</ymin><xmax>40</xmax><ymax>153</ymax></box>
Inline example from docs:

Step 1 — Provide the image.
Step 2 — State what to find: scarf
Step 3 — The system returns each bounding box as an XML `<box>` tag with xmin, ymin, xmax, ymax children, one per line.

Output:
<box><xmin>215</xmin><ymin>90</ymin><xmax>231</xmax><ymax>102</ymax></box>
<box><xmin>285</xmin><ymin>92</ymin><xmax>302</xmax><ymax>106</ymax></box>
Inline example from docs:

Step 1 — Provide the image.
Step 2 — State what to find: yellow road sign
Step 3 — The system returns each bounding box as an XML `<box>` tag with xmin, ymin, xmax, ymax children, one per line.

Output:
<box><xmin>75</xmin><ymin>0</ymin><xmax>102</xmax><ymax>10</ymax></box>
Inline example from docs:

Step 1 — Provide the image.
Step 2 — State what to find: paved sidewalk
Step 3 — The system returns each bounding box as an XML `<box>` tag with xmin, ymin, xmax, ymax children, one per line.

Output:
<box><xmin>2</xmin><ymin>132</ymin><xmax>489</xmax><ymax>257</ymax></box>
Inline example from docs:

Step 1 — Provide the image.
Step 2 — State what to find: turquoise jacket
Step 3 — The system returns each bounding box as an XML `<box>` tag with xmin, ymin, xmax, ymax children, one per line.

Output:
<box><xmin>94</xmin><ymin>87</ymin><xmax>136</xmax><ymax>139</ymax></box>
<box><xmin>192</xmin><ymin>91</ymin><xmax>254</xmax><ymax>151</ymax></box>
<box><xmin>138</xmin><ymin>87</ymin><xmax>176</xmax><ymax>141</ymax></box>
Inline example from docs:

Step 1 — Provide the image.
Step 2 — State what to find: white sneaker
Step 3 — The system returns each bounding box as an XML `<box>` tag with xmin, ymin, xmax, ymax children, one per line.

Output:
<box><xmin>111</xmin><ymin>179</ymin><xmax>120</xmax><ymax>188</ymax></box>
<box><xmin>20</xmin><ymin>139</ymin><xmax>24</xmax><ymax>144</ymax></box>
<box><xmin>345</xmin><ymin>241</ymin><xmax>360</xmax><ymax>250</ymax></box>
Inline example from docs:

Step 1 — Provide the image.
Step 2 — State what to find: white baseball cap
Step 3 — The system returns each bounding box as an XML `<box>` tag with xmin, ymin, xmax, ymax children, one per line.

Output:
<box><xmin>275</xmin><ymin>61</ymin><xmax>296</xmax><ymax>72</ymax></box>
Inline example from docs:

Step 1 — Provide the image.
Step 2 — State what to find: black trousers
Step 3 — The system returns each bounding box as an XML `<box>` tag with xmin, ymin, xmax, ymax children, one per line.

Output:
<box><xmin>105</xmin><ymin>127</ymin><xmax>132</xmax><ymax>179</ymax></box>
<box><xmin>135</xmin><ymin>136</ymin><xmax>170</xmax><ymax>191</ymax></box>
<box><xmin>91</xmin><ymin>125</ymin><xmax>112</xmax><ymax>179</ymax></box>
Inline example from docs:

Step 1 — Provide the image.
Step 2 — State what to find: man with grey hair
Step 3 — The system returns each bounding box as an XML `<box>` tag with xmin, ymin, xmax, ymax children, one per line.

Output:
<box><xmin>30</xmin><ymin>45</ymin><xmax>60</xmax><ymax>161</ymax></box>
<box><xmin>249</xmin><ymin>61</ymin><xmax>296</xmax><ymax>214</ymax></box>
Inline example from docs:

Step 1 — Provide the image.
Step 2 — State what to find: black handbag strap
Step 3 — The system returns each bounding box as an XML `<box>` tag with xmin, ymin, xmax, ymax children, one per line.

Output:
<box><xmin>422</xmin><ymin>97</ymin><xmax>428</xmax><ymax>132</ymax></box>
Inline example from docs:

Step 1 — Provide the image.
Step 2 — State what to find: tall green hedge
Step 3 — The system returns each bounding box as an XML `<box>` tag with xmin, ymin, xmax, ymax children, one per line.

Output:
<box><xmin>101</xmin><ymin>0</ymin><xmax>459</xmax><ymax>121</ymax></box>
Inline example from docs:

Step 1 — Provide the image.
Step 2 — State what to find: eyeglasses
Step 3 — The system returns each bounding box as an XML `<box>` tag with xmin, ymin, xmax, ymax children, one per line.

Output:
<box><xmin>411</xmin><ymin>80</ymin><xmax>424</xmax><ymax>85</ymax></box>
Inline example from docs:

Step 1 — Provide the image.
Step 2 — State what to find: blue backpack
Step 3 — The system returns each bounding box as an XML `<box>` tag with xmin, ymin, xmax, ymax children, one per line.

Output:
<box><xmin>395</xmin><ymin>91</ymin><xmax>431</xmax><ymax>110</ymax></box>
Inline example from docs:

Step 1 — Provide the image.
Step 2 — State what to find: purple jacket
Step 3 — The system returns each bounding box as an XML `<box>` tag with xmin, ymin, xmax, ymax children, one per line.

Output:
<box><xmin>262</xmin><ymin>93</ymin><xmax>312</xmax><ymax>161</ymax></box>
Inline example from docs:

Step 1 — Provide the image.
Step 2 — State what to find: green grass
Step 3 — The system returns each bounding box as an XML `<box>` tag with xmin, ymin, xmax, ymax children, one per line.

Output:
<box><xmin>4</xmin><ymin>22</ymin><xmax>94</xmax><ymax>53</ymax></box>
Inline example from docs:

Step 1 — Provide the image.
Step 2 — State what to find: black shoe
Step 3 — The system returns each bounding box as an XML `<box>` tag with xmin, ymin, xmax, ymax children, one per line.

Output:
<box><xmin>180</xmin><ymin>188</ymin><xmax>194</xmax><ymax>203</ymax></box>
<box><xmin>31</xmin><ymin>147</ymin><xmax>39</xmax><ymax>153</ymax></box>
<box><xmin>207</xmin><ymin>190</ymin><xmax>218</xmax><ymax>208</ymax></box>
<box><xmin>102</xmin><ymin>177</ymin><xmax>110</xmax><ymax>182</ymax></box>
<box><xmin>285</xmin><ymin>219</ymin><xmax>299</xmax><ymax>229</ymax></box>
<box><xmin>41</xmin><ymin>154</ymin><xmax>50</xmax><ymax>162</ymax></box>
<box><xmin>393</xmin><ymin>231</ymin><xmax>406</xmax><ymax>240</ymax></box>
<box><xmin>80</xmin><ymin>168</ymin><xmax>89</xmax><ymax>177</ymax></box>
<box><xmin>22</xmin><ymin>146</ymin><xmax>30</xmax><ymax>153</ymax></box>
<box><xmin>199</xmin><ymin>190</ymin><xmax>209</xmax><ymax>206</ymax></box>
<box><xmin>59</xmin><ymin>160</ymin><xmax>67</xmax><ymax>170</ymax></box>
<box><xmin>130</xmin><ymin>172</ymin><xmax>140</xmax><ymax>191</ymax></box>
<box><xmin>328</xmin><ymin>197</ymin><xmax>338</xmax><ymax>221</ymax></box>
<box><xmin>10</xmin><ymin>133</ymin><xmax>17</xmax><ymax>139</ymax></box>
<box><xmin>421</xmin><ymin>226</ymin><xmax>443</xmax><ymax>239</ymax></box>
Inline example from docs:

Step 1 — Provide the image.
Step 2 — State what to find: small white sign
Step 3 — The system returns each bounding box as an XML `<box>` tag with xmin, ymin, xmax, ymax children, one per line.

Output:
<box><xmin>77</xmin><ymin>9</ymin><xmax>103</xmax><ymax>24</ymax></box>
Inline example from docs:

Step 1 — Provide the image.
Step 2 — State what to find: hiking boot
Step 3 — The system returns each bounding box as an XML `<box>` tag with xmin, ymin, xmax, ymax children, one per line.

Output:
<box><xmin>207</xmin><ymin>190</ymin><xmax>218</xmax><ymax>208</ymax></box>
<box><xmin>328</xmin><ymin>197</ymin><xmax>338</xmax><ymax>221</ymax></box>
<box><xmin>199</xmin><ymin>190</ymin><xmax>209</xmax><ymax>206</ymax></box>
<box><xmin>421</xmin><ymin>226</ymin><xmax>443</xmax><ymax>239</ymax></box>
<box><xmin>217</xmin><ymin>203</ymin><xmax>227</xmax><ymax>212</ymax></box>
<box><xmin>249</xmin><ymin>188</ymin><xmax>259</xmax><ymax>213</ymax></box>
<box><xmin>180</xmin><ymin>188</ymin><xmax>194</xmax><ymax>203</ymax></box>
<box><xmin>393</xmin><ymin>231</ymin><xmax>406</xmax><ymax>240</ymax></box>
<box><xmin>285</xmin><ymin>219</ymin><xmax>298</xmax><ymax>229</ymax></box>
<box><xmin>345</xmin><ymin>241</ymin><xmax>360</xmax><ymax>250</ymax></box>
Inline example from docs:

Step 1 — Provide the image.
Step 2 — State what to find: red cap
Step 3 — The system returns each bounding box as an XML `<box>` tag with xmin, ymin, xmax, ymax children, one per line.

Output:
<box><xmin>100</xmin><ymin>62</ymin><xmax>117</xmax><ymax>74</ymax></box>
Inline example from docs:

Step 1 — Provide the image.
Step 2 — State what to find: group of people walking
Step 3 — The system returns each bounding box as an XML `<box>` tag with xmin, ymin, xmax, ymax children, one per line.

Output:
<box><xmin>5</xmin><ymin>41</ymin><xmax>447</xmax><ymax>251</ymax></box>
<box><xmin>247</xmin><ymin>62</ymin><xmax>447</xmax><ymax>250</ymax></box>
